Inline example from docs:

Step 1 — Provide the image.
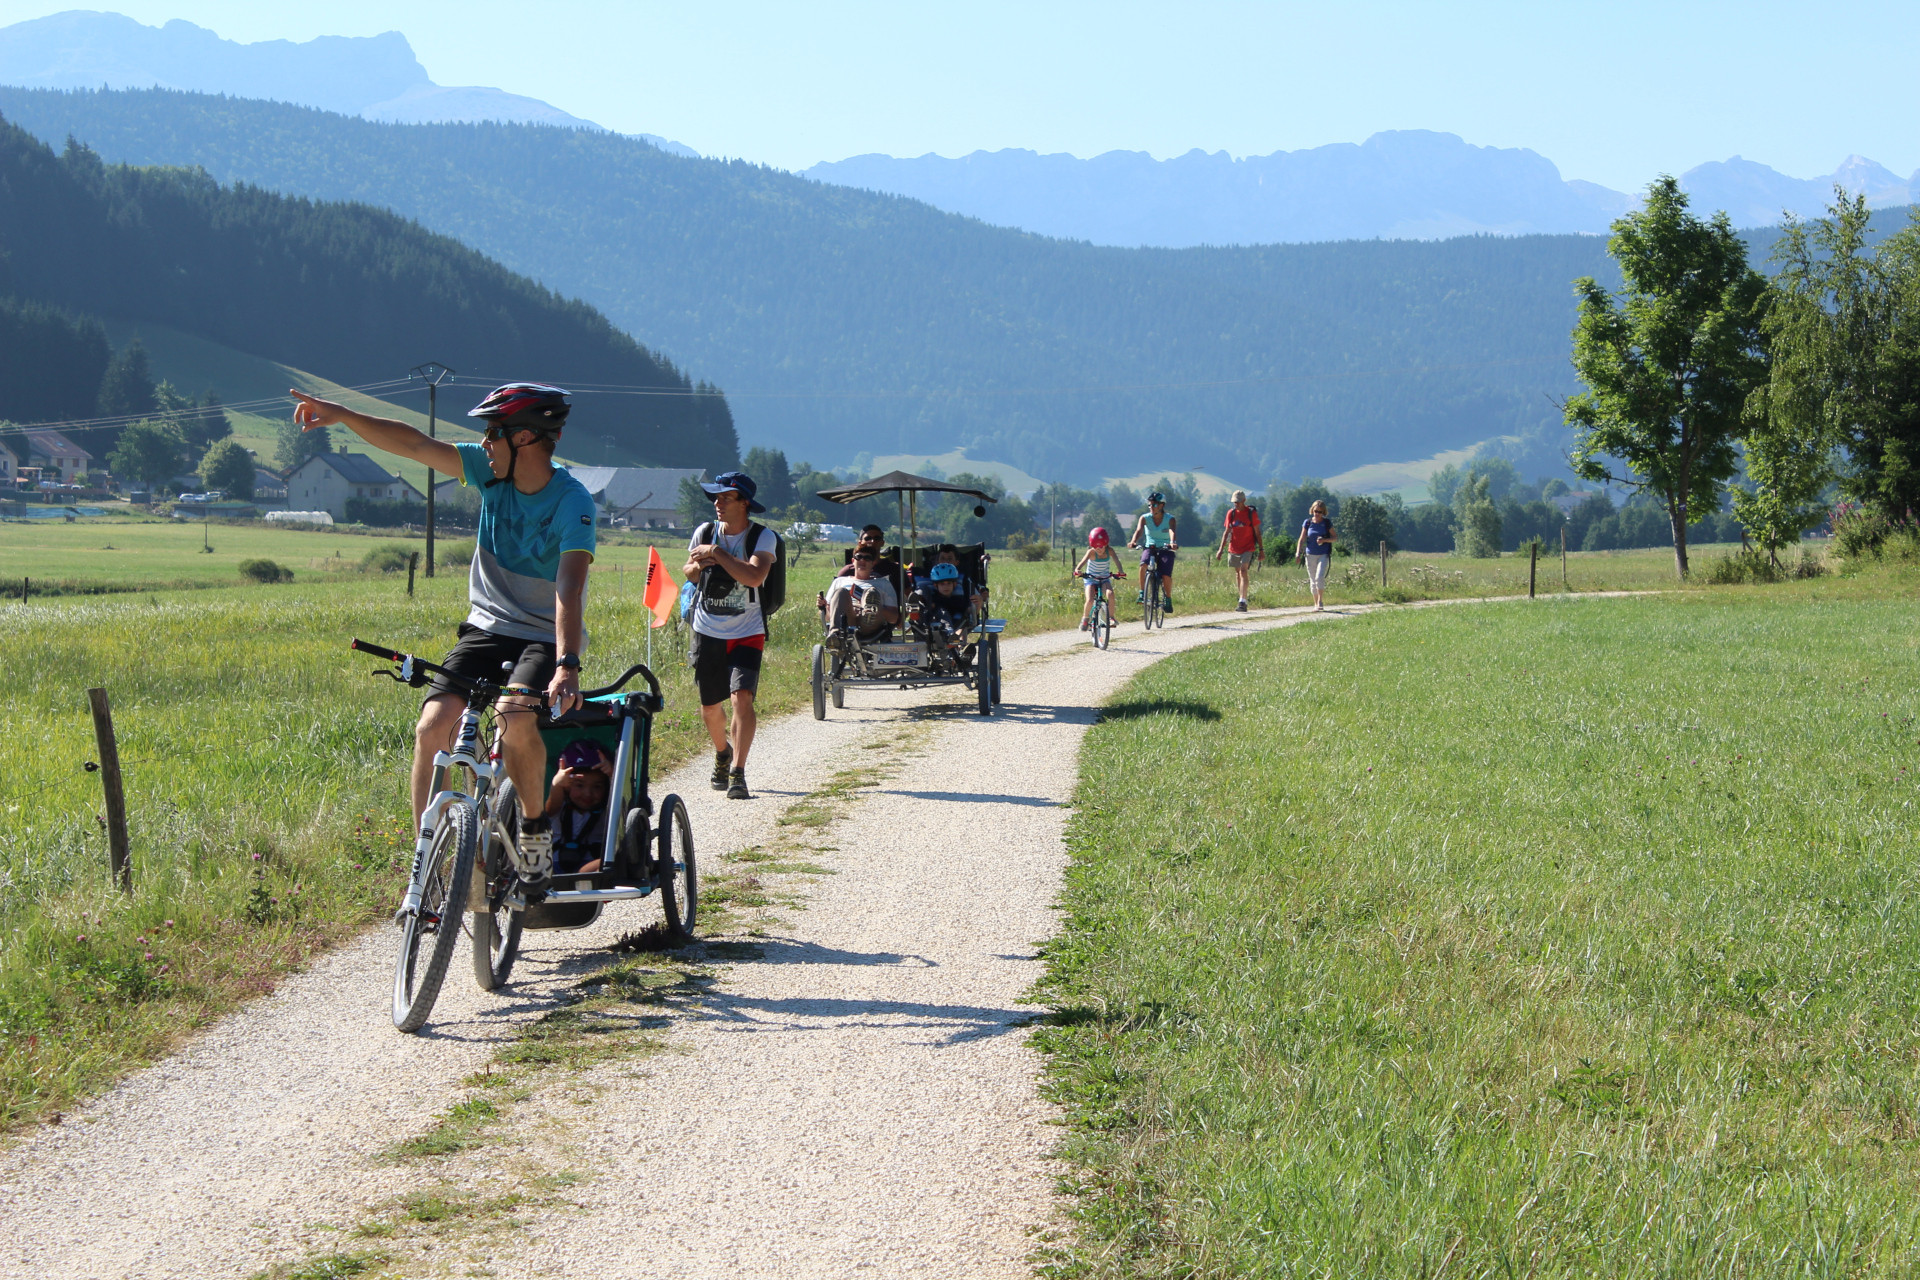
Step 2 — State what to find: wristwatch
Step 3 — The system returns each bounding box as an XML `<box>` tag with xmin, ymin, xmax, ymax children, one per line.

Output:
<box><xmin>555</xmin><ymin>654</ymin><xmax>582</xmax><ymax>670</ymax></box>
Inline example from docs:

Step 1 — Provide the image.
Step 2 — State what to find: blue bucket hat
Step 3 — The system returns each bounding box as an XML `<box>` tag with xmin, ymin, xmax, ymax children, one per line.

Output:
<box><xmin>699</xmin><ymin>471</ymin><xmax>765</xmax><ymax>514</ymax></box>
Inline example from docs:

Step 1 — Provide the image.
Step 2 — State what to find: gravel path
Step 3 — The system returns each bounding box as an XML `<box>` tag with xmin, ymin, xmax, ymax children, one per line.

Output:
<box><xmin>0</xmin><ymin>602</ymin><xmax>1378</xmax><ymax>1278</ymax></box>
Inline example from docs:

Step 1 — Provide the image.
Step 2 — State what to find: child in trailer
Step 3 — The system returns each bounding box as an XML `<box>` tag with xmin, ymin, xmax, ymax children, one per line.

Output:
<box><xmin>544</xmin><ymin>740</ymin><xmax>615</xmax><ymax>874</ymax></box>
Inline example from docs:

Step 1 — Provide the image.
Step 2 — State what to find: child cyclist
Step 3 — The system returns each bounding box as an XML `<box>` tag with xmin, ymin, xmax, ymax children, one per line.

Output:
<box><xmin>1073</xmin><ymin>527</ymin><xmax>1129</xmax><ymax>630</ymax></box>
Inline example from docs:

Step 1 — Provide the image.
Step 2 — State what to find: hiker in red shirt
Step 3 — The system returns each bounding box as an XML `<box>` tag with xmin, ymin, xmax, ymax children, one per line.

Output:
<box><xmin>1214</xmin><ymin>489</ymin><xmax>1264</xmax><ymax>612</ymax></box>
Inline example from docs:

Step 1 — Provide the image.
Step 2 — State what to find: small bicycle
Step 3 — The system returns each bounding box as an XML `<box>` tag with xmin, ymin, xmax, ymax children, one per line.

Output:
<box><xmin>351</xmin><ymin>639</ymin><xmax>695</xmax><ymax>1034</ymax></box>
<box><xmin>1139</xmin><ymin>548</ymin><xmax>1173</xmax><ymax>631</ymax></box>
<box><xmin>1076</xmin><ymin>571</ymin><xmax>1116</xmax><ymax>650</ymax></box>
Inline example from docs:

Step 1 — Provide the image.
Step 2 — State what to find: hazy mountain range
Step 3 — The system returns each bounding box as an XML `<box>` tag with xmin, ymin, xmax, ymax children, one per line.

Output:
<box><xmin>808</xmin><ymin>140</ymin><xmax>1917</xmax><ymax>247</ymax></box>
<box><xmin>5</xmin><ymin>11</ymin><xmax>1908</xmax><ymax>246</ymax></box>
<box><xmin>0</xmin><ymin>10</ymin><xmax>697</xmax><ymax>154</ymax></box>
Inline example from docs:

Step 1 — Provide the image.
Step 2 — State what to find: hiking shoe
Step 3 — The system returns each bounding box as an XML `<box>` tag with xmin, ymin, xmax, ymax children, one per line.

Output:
<box><xmin>710</xmin><ymin>745</ymin><xmax>733</xmax><ymax>790</ymax></box>
<box><xmin>1080</xmin><ymin>619</ymin><xmax>1092</xmax><ymax>631</ymax></box>
<box><xmin>1236</xmin><ymin>599</ymin><xmax>1248</xmax><ymax>612</ymax></box>
<box><xmin>1135</xmin><ymin>590</ymin><xmax>1146</xmax><ymax>604</ymax></box>
<box><xmin>1163</xmin><ymin>594</ymin><xmax>1174</xmax><ymax>614</ymax></box>
<box><xmin>513</xmin><ymin>816</ymin><xmax>554</xmax><ymax>890</ymax></box>
<box><xmin>727</xmin><ymin>768</ymin><xmax>751</xmax><ymax>800</ymax></box>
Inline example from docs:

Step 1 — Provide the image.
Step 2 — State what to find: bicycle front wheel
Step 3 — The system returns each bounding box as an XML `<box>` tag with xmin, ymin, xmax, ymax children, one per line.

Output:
<box><xmin>1094</xmin><ymin>594</ymin><xmax>1110</xmax><ymax>649</ymax></box>
<box><xmin>394</xmin><ymin>799</ymin><xmax>477</xmax><ymax>1032</ymax></box>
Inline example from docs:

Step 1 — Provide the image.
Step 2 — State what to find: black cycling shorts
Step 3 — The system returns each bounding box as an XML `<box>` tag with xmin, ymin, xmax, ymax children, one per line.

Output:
<box><xmin>428</xmin><ymin>623</ymin><xmax>556</xmax><ymax>702</ymax></box>
<box><xmin>690</xmin><ymin>631</ymin><xmax>763</xmax><ymax>706</ymax></box>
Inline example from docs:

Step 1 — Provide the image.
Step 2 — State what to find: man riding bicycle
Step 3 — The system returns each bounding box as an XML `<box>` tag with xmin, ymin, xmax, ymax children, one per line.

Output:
<box><xmin>1129</xmin><ymin>492</ymin><xmax>1179</xmax><ymax>614</ymax></box>
<box><xmin>290</xmin><ymin>382</ymin><xmax>595</xmax><ymax>895</ymax></box>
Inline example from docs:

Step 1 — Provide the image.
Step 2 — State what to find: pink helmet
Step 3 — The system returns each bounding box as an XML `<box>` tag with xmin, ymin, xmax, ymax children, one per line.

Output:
<box><xmin>1088</xmin><ymin>527</ymin><xmax>1110</xmax><ymax>548</ymax></box>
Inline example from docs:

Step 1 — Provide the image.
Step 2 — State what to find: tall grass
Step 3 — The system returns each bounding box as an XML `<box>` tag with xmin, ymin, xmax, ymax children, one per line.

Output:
<box><xmin>0</xmin><ymin>566</ymin><xmax>835</xmax><ymax>1128</ymax></box>
<box><xmin>1037</xmin><ymin>585</ymin><xmax>1920</xmax><ymax>1277</ymax></box>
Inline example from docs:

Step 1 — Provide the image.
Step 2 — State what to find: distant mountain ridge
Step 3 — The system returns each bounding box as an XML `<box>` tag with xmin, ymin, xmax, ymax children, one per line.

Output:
<box><xmin>0</xmin><ymin>86</ymin><xmax>1621</xmax><ymax>485</ymax></box>
<box><xmin>807</xmin><ymin>135</ymin><xmax>1918</xmax><ymax>247</ymax></box>
<box><xmin>0</xmin><ymin>10</ymin><xmax>698</xmax><ymax>152</ymax></box>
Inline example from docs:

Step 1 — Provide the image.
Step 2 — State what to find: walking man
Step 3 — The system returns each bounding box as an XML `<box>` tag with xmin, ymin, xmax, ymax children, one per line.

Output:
<box><xmin>1214</xmin><ymin>489</ymin><xmax>1263</xmax><ymax>611</ymax></box>
<box><xmin>684</xmin><ymin>471</ymin><xmax>778</xmax><ymax>800</ymax></box>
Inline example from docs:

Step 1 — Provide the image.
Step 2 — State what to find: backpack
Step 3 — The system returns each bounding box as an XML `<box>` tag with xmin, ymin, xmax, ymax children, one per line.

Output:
<box><xmin>692</xmin><ymin>521</ymin><xmax>787</xmax><ymax>619</ymax></box>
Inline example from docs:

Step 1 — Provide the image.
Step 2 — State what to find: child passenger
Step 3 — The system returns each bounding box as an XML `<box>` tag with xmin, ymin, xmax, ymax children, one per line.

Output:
<box><xmin>544</xmin><ymin>740</ymin><xmax>614</xmax><ymax>874</ymax></box>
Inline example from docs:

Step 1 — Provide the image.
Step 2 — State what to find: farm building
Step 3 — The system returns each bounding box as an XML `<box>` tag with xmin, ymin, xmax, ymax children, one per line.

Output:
<box><xmin>285</xmin><ymin>447</ymin><xmax>424</xmax><ymax>520</ymax></box>
<box><xmin>435</xmin><ymin>465</ymin><xmax>706</xmax><ymax>527</ymax></box>
<box><xmin>567</xmin><ymin>466</ymin><xmax>708</xmax><ymax>527</ymax></box>
<box><xmin>0</xmin><ymin>439</ymin><xmax>16</xmax><ymax>486</ymax></box>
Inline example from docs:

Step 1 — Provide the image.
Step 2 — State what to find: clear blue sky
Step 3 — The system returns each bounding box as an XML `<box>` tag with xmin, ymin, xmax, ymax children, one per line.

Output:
<box><xmin>0</xmin><ymin>1</ymin><xmax>1910</xmax><ymax>190</ymax></box>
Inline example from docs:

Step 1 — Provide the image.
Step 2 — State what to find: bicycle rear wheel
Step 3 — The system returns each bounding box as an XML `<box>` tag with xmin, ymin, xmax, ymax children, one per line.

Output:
<box><xmin>471</xmin><ymin>788</ymin><xmax>523</xmax><ymax>991</ymax></box>
<box><xmin>395</xmin><ymin>799</ymin><xmax>477</xmax><ymax>1032</ymax></box>
<box><xmin>656</xmin><ymin>793</ymin><xmax>698</xmax><ymax>940</ymax></box>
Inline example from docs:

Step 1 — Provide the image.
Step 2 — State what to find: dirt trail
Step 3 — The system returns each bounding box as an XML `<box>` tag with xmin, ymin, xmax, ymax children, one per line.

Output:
<box><xmin>0</xmin><ymin>599</ymin><xmax>1483</xmax><ymax>1278</ymax></box>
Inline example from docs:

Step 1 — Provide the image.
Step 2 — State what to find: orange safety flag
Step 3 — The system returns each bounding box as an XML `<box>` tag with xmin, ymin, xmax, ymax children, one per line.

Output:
<box><xmin>642</xmin><ymin>544</ymin><xmax>678</xmax><ymax>629</ymax></box>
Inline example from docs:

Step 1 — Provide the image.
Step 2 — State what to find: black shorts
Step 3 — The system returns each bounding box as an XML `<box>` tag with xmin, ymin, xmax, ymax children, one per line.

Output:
<box><xmin>690</xmin><ymin>631</ymin><xmax>763</xmax><ymax>705</ymax></box>
<box><xmin>428</xmin><ymin>623</ymin><xmax>556</xmax><ymax>702</ymax></box>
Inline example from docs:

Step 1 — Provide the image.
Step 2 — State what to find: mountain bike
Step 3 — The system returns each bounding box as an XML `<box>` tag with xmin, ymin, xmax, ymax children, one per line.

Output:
<box><xmin>1076</xmin><ymin>571</ymin><xmax>1115</xmax><ymax>649</ymax></box>
<box><xmin>352</xmin><ymin>640</ymin><xmax>678</xmax><ymax>1033</ymax></box>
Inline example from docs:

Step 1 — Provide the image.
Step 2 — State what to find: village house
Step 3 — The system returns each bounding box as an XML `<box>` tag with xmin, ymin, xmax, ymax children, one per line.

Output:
<box><xmin>22</xmin><ymin>429</ymin><xmax>92</xmax><ymax>484</ymax></box>
<box><xmin>285</xmin><ymin>447</ymin><xmax>425</xmax><ymax>520</ymax></box>
<box><xmin>0</xmin><ymin>439</ymin><xmax>16</xmax><ymax>486</ymax></box>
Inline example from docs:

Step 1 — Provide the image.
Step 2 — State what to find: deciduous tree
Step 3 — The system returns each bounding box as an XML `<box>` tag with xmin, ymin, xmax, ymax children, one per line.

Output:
<box><xmin>1566</xmin><ymin>178</ymin><xmax>1769</xmax><ymax>578</ymax></box>
<box><xmin>199</xmin><ymin>438</ymin><xmax>255</xmax><ymax>498</ymax></box>
<box><xmin>108</xmin><ymin>419</ymin><xmax>188</xmax><ymax>489</ymax></box>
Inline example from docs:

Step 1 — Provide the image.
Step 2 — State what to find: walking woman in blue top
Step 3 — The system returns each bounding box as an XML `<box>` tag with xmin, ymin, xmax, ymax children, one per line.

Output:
<box><xmin>1128</xmin><ymin>492</ymin><xmax>1180</xmax><ymax>613</ymax></box>
<box><xmin>1294</xmin><ymin>499</ymin><xmax>1335</xmax><ymax>611</ymax></box>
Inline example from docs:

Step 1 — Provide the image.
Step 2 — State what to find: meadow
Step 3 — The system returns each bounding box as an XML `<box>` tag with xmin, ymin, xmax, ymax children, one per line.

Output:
<box><xmin>0</xmin><ymin>516</ymin><xmax>1786</xmax><ymax>1131</ymax></box>
<box><xmin>1035</xmin><ymin>562</ymin><xmax>1920</xmax><ymax>1277</ymax></box>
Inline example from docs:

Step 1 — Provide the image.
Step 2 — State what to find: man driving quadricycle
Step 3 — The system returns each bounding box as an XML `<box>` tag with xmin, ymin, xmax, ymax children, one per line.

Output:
<box><xmin>803</xmin><ymin>470</ymin><xmax>1007</xmax><ymax>719</ymax></box>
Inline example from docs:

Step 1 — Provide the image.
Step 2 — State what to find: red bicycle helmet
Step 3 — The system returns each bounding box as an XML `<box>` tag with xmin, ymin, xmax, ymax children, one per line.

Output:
<box><xmin>467</xmin><ymin>382</ymin><xmax>571</xmax><ymax>432</ymax></box>
<box><xmin>1088</xmin><ymin>527</ymin><xmax>1110</xmax><ymax>547</ymax></box>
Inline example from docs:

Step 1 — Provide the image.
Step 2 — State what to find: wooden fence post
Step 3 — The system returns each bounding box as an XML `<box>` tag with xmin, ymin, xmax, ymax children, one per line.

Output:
<box><xmin>1561</xmin><ymin>526</ymin><xmax>1568</xmax><ymax>588</ymax></box>
<box><xmin>1529</xmin><ymin>541</ymin><xmax>1538</xmax><ymax>598</ymax></box>
<box><xmin>86</xmin><ymin>687</ymin><xmax>132</xmax><ymax>893</ymax></box>
<box><xmin>407</xmin><ymin>551</ymin><xmax>418</xmax><ymax>597</ymax></box>
<box><xmin>19</xmin><ymin>576</ymin><xmax>26</xmax><ymax>603</ymax></box>
<box><xmin>1379</xmin><ymin>540</ymin><xmax>1387</xmax><ymax>589</ymax></box>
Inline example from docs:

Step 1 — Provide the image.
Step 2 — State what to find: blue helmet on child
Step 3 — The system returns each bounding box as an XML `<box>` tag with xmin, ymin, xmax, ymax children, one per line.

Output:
<box><xmin>929</xmin><ymin>563</ymin><xmax>962</xmax><ymax>582</ymax></box>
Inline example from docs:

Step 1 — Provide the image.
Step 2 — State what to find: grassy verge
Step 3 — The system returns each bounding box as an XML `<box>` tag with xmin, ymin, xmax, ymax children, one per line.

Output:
<box><xmin>1035</xmin><ymin>569</ymin><xmax>1920</xmax><ymax>1276</ymax></box>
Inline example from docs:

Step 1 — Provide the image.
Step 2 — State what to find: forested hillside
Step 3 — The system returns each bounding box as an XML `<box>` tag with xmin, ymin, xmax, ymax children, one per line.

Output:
<box><xmin>0</xmin><ymin>113</ymin><xmax>738</xmax><ymax>471</ymax></box>
<box><xmin>0</xmin><ymin>87</ymin><xmax>1620</xmax><ymax>484</ymax></box>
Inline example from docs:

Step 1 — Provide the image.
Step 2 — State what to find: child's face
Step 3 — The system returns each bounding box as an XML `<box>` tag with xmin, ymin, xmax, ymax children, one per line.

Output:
<box><xmin>936</xmin><ymin>580</ymin><xmax>957</xmax><ymax>596</ymax></box>
<box><xmin>565</xmin><ymin>769</ymin><xmax>610</xmax><ymax>809</ymax></box>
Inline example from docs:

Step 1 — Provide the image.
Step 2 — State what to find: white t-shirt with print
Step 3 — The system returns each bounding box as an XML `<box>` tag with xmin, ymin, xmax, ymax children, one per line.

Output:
<box><xmin>689</xmin><ymin>523</ymin><xmax>779</xmax><ymax>641</ymax></box>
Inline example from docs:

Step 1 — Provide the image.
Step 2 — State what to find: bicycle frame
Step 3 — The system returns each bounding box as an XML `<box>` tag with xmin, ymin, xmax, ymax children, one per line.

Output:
<box><xmin>401</xmin><ymin>659</ymin><xmax>501</xmax><ymax>921</ymax></box>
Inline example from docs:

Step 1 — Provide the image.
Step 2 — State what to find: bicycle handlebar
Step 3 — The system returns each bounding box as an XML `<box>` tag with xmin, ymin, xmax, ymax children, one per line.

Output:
<box><xmin>351</xmin><ymin>640</ymin><xmax>663</xmax><ymax>710</ymax></box>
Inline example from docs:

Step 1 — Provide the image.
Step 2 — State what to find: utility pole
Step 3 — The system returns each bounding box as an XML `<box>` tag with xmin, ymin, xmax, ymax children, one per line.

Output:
<box><xmin>410</xmin><ymin>362</ymin><xmax>455</xmax><ymax>579</ymax></box>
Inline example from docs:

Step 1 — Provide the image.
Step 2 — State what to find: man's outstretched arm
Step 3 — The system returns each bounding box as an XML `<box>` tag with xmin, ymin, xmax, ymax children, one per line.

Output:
<box><xmin>290</xmin><ymin>389</ymin><xmax>461</xmax><ymax>475</ymax></box>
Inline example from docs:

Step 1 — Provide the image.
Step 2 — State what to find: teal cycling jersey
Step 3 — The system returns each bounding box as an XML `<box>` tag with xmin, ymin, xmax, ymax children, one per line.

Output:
<box><xmin>1139</xmin><ymin>512</ymin><xmax>1174</xmax><ymax>547</ymax></box>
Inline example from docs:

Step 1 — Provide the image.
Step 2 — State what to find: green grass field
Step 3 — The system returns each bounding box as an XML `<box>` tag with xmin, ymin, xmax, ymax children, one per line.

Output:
<box><xmin>0</xmin><ymin>518</ymin><xmax>1826</xmax><ymax>1135</ymax></box>
<box><xmin>1036</xmin><ymin>567</ymin><xmax>1920</xmax><ymax>1277</ymax></box>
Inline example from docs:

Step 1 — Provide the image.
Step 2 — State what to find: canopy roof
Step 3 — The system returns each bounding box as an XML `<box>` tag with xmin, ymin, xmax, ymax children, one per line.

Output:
<box><xmin>811</xmin><ymin>469</ymin><xmax>998</xmax><ymax>505</ymax></box>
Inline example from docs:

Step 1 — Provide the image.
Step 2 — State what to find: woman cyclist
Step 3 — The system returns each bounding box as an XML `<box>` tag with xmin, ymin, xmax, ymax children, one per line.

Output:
<box><xmin>1129</xmin><ymin>492</ymin><xmax>1179</xmax><ymax>613</ymax></box>
<box><xmin>1072</xmin><ymin>526</ymin><xmax>1129</xmax><ymax>631</ymax></box>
